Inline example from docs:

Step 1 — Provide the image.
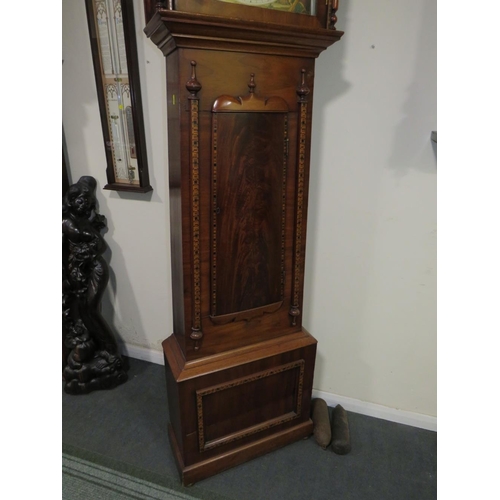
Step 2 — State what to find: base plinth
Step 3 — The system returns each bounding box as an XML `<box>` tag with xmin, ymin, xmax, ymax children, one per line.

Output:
<box><xmin>163</xmin><ymin>329</ymin><xmax>317</xmax><ymax>485</ymax></box>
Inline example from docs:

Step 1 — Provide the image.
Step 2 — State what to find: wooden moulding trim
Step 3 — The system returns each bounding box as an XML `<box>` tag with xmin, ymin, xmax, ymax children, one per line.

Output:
<box><xmin>212</xmin><ymin>94</ymin><xmax>289</xmax><ymax>113</ymax></box>
<box><xmin>167</xmin><ymin>423</ymin><xmax>186</xmax><ymax>480</ymax></box>
<box><xmin>174</xmin><ymin>420</ymin><xmax>313</xmax><ymax>486</ymax></box>
<box><xmin>209</xmin><ymin>301</ymin><xmax>283</xmax><ymax>326</ymax></box>
<box><xmin>162</xmin><ymin>336</ymin><xmax>186</xmax><ymax>381</ymax></box>
<box><xmin>289</xmin><ymin>69</ymin><xmax>310</xmax><ymax>326</ymax></box>
<box><xmin>211</xmin><ymin>113</ymin><xmax>218</xmax><ymax>317</ymax></box>
<box><xmin>186</xmin><ymin>61</ymin><xmax>204</xmax><ymax>351</ymax></box>
<box><xmin>103</xmin><ymin>183</ymin><xmax>153</xmax><ymax>193</ymax></box>
<box><xmin>196</xmin><ymin>360</ymin><xmax>305</xmax><ymax>452</ymax></box>
<box><xmin>163</xmin><ymin>329</ymin><xmax>317</xmax><ymax>383</ymax></box>
<box><xmin>144</xmin><ymin>11</ymin><xmax>343</xmax><ymax>57</ymax></box>
<box><xmin>172</xmin><ymin>37</ymin><xmax>326</xmax><ymax>59</ymax></box>
<box><xmin>144</xmin><ymin>15</ymin><xmax>174</xmax><ymax>54</ymax></box>
<box><xmin>201</xmin><ymin>412</ymin><xmax>299</xmax><ymax>451</ymax></box>
<box><xmin>155</xmin><ymin>10</ymin><xmax>343</xmax><ymax>41</ymax></box>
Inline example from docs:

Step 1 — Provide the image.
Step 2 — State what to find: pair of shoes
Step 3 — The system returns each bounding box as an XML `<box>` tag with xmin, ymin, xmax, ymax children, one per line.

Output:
<box><xmin>311</xmin><ymin>399</ymin><xmax>351</xmax><ymax>455</ymax></box>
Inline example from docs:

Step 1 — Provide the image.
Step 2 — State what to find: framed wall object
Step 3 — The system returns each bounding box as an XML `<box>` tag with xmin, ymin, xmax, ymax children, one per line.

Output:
<box><xmin>144</xmin><ymin>0</ymin><xmax>342</xmax><ymax>485</ymax></box>
<box><xmin>86</xmin><ymin>0</ymin><xmax>152</xmax><ymax>193</ymax></box>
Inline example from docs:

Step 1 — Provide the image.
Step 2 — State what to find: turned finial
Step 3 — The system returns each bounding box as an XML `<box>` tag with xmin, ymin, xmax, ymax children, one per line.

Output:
<box><xmin>329</xmin><ymin>0</ymin><xmax>339</xmax><ymax>30</ymax></box>
<box><xmin>296</xmin><ymin>69</ymin><xmax>310</xmax><ymax>102</ymax></box>
<box><xmin>248</xmin><ymin>73</ymin><xmax>256</xmax><ymax>94</ymax></box>
<box><xmin>289</xmin><ymin>306</ymin><xmax>301</xmax><ymax>326</ymax></box>
<box><xmin>186</xmin><ymin>61</ymin><xmax>202</xmax><ymax>98</ymax></box>
<box><xmin>190</xmin><ymin>327</ymin><xmax>203</xmax><ymax>350</ymax></box>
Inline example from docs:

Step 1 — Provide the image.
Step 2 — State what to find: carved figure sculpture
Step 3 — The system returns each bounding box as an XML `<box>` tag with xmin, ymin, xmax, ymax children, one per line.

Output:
<box><xmin>62</xmin><ymin>176</ymin><xmax>127</xmax><ymax>394</ymax></box>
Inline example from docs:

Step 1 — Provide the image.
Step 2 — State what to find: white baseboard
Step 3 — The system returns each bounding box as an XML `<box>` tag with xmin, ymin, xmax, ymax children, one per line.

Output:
<box><xmin>120</xmin><ymin>344</ymin><xmax>437</xmax><ymax>432</ymax></box>
<box><xmin>312</xmin><ymin>389</ymin><xmax>437</xmax><ymax>432</ymax></box>
<box><xmin>119</xmin><ymin>343</ymin><xmax>164</xmax><ymax>366</ymax></box>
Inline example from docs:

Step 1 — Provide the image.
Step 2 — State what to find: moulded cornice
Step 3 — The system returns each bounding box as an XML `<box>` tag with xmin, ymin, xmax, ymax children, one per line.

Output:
<box><xmin>144</xmin><ymin>10</ymin><xmax>343</xmax><ymax>58</ymax></box>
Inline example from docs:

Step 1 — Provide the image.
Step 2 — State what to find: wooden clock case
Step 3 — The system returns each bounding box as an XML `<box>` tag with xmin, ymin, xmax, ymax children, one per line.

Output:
<box><xmin>144</xmin><ymin>0</ymin><xmax>343</xmax><ymax>485</ymax></box>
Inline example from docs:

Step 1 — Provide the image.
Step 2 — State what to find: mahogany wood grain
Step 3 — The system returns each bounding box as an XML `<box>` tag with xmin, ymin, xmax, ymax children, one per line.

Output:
<box><xmin>164</xmin><ymin>50</ymin><xmax>317</xmax><ymax>359</ymax></box>
<box><xmin>168</xmin><ymin>419</ymin><xmax>313</xmax><ymax>486</ymax></box>
<box><xmin>144</xmin><ymin>1</ymin><xmax>343</xmax><ymax>484</ymax></box>
<box><xmin>163</xmin><ymin>329</ymin><xmax>316</xmax><ymax>476</ymax></box>
<box><xmin>165</xmin><ymin>51</ymin><xmax>187</xmax><ymax>353</ymax></box>
<box><xmin>144</xmin><ymin>9</ymin><xmax>343</xmax><ymax>59</ymax></box>
<box><xmin>164</xmin><ymin>328</ymin><xmax>317</xmax><ymax>380</ymax></box>
<box><xmin>214</xmin><ymin>112</ymin><xmax>285</xmax><ymax>316</ymax></box>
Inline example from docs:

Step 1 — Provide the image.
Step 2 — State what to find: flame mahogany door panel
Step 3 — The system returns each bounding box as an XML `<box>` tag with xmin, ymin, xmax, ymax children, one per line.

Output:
<box><xmin>211</xmin><ymin>94</ymin><xmax>288</xmax><ymax>323</ymax></box>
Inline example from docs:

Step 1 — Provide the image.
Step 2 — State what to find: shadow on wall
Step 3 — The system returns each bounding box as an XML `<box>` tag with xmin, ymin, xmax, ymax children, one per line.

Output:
<box><xmin>97</xmin><ymin>194</ymin><xmax>155</xmax><ymax>353</ymax></box>
<box><xmin>387</xmin><ymin>0</ymin><xmax>437</xmax><ymax>176</ymax></box>
<box><xmin>304</xmin><ymin>1</ymin><xmax>436</xmax><ymax>406</ymax></box>
<box><xmin>304</xmin><ymin>2</ymin><xmax>377</xmax><ymax>397</ymax></box>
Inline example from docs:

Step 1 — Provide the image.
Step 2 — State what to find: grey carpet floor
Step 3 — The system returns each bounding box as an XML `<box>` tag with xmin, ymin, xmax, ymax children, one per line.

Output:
<box><xmin>62</xmin><ymin>357</ymin><xmax>436</xmax><ymax>500</ymax></box>
<box><xmin>63</xmin><ymin>451</ymin><xmax>209</xmax><ymax>500</ymax></box>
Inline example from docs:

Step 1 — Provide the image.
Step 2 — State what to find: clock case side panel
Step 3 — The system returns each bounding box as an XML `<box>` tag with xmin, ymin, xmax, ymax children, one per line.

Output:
<box><xmin>166</xmin><ymin>51</ymin><xmax>189</xmax><ymax>354</ymax></box>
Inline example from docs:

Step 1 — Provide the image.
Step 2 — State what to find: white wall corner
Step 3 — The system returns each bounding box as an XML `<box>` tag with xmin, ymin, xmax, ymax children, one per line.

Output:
<box><xmin>120</xmin><ymin>343</ymin><xmax>164</xmax><ymax>366</ymax></box>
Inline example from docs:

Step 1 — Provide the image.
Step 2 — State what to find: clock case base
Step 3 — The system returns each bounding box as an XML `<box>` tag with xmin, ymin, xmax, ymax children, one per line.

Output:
<box><xmin>163</xmin><ymin>329</ymin><xmax>317</xmax><ymax>485</ymax></box>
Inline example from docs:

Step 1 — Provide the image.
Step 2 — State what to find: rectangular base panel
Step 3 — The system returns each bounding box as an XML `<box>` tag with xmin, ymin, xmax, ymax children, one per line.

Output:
<box><xmin>163</xmin><ymin>329</ymin><xmax>317</xmax><ymax>485</ymax></box>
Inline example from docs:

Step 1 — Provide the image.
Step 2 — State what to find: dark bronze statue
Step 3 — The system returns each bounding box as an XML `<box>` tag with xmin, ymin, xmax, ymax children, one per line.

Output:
<box><xmin>62</xmin><ymin>176</ymin><xmax>127</xmax><ymax>394</ymax></box>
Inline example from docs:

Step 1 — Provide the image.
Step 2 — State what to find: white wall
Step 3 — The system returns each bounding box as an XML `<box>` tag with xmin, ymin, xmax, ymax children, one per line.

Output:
<box><xmin>62</xmin><ymin>1</ymin><xmax>436</xmax><ymax>418</ymax></box>
<box><xmin>305</xmin><ymin>0</ymin><xmax>436</xmax><ymax>417</ymax></box>
<box><xmin>62</xmin><ymin>0</ymin><xmax>172</xmax><ymax>352</ymax></box>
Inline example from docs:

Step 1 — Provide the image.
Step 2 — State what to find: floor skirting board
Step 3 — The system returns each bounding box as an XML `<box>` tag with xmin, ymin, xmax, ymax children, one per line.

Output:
<box><xmin>120</xmin><ymin>343</ymin><xmax>437</xmax><ymax>433</ymax></box>
<box><xmin>120</xmin><ymin>343</ymin><xmax>165</xmax><ymax>366</ymax></box>
<box><xmin>311</xmin><ymin>390</ymin><xmax>436</xmax><ymax>432</ymax></box>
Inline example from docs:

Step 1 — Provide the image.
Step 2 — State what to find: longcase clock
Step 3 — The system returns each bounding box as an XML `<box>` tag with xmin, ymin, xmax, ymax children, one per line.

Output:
<box><xmin>144</xmin><ymin>0</ymin><xmax>343</xmax><ymax>485</ymax></box>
